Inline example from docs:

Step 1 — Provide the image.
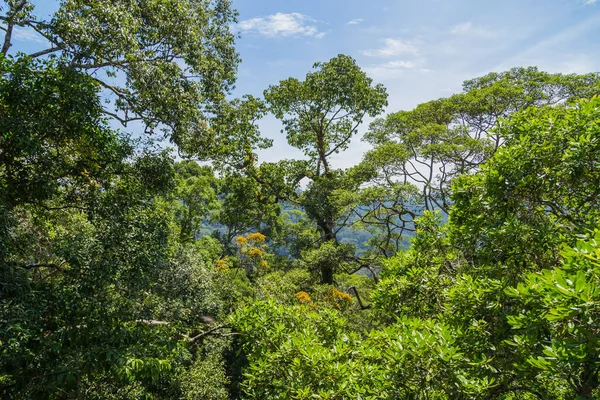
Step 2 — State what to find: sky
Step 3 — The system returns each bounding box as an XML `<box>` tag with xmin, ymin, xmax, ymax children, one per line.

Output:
<box><xmin>11</xmin><ymin>0</ymin><xmax>600</xmax><ymax>168</ymax></box>
<box><xmin>231</xmin><ymin>0</ymin><xmax>600</xmax><ymax>167</ymax></box>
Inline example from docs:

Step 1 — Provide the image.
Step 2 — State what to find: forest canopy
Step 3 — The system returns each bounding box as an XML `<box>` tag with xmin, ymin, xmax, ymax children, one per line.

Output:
<box><xmin>1</xmin><ymin>1</ymin><xmax>600</xmax><ymax>399</ymax></box>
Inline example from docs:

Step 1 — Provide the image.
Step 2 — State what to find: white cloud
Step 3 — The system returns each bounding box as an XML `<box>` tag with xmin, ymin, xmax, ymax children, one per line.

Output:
<box><xmin>585</xmin><ymin>0</ymin><xmax>597</xmax><ymax>4</ymax></box>
<box><xmin>360</xmin><ymin>38</ymin><xmax>418</xmax><ymax>57</ymax></box>
<box><xmin>12</xmin><ymin>26</ymin><xmax>47</xmax><ymax>44</ymax></box>
<box><xmin>380</xmin><ymin>60</ymin><xmax>418</xmax><ymax>69</ymax></box>
<box><xmin>450</xmin><ymin>22</ymin><xmax>495</xmax><ymax>38</ymax></box>
<box><xmin>347</xmin><ymin>18</ymin><xmax>364</xmax><ymax>25</ymax></box>
<box><xmin>238</xmin><ymin>13</ymin><xmax>325</xmax><ymax>38</ymax></box>
<box><xmin>364</xmin><ymin>60</ymin><xmax>431</xmax><ymax>80</ymax></box>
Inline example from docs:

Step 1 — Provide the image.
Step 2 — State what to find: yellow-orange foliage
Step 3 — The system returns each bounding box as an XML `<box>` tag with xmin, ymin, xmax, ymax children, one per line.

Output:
<box><xmin>235</xmin><ymin>235</ymin><xmax>248</xmax><ymax>247</ymax></box>
<box><xmin>324</xmin><ymin>288</ymin><xmax>353</xmax><ymax>309</ymax></box>
<box><xmin>296</xmin><ymin>291</ymin><xmax>312</xmax><ymax>304</ymax></box>
<box><xmin>246</xmin><ymin>232</ymin><xmax>266</xmax><ymax>244</ymax></box>
<box><xmin>259</xmin><ymin>260</ymin><xmax>269</xmax><ymax>271</ymax></box>
<box><xmin>236</xmin><ymin>232</ymin><xmax>267</xmax><ymax>248</ymax></box>
<box><xmin>246</xmin><ymin>248</ymin><xmax>263</xmax><ymax>258</ymax></box>
<box><xmin>215</xmin><ymin>257</ymin><xmax>230</xmax><ymax>271</ymax></box>
<box><xmin>234</xmin><ymin>232</ymin><xmax>269</xmax><ymax>274</ymax></box>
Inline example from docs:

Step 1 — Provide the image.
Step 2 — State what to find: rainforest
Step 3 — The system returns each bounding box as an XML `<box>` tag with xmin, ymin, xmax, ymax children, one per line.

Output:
<box><xmin>1</xmin><ymin>1</ymin><xmax>600</xmax><ymax>399</ymax></box>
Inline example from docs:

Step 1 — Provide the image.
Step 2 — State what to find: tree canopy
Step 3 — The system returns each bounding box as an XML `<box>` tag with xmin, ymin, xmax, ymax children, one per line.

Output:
<box><xmin>2</xmin><ymin>2</ymin><xmax>600</xmax><ymax>398</ymax></box>
<box><xmin>0</xmin><ymin>0</ymin><xmax>239</xmax><ymax>154</ymax></box>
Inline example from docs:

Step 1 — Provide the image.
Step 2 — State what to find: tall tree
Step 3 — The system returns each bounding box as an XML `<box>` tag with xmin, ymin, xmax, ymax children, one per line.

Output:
<box><xmin>0</xmin><ymin>57</ymin><xmax>235</xmax><ymax>399</ymax></box>
<box><xmin>260</xmin><ymin>54</ymin><xmax>388</xmax><ymax>283</ymax></box>
<box><xmin>0</xmin><ymin>0</ymin><xmax>239</xmax><ymax>155</ymax></box>
<box><xmin>372</xmin><ymin>96</ymin><xmax>600</xmax><ymax>399</ymax></box>
<box><xmin>451</xmin><ymin>96</ymin><xmax>600</xmax><ymax>277</ymax></box>
<box><xmin>355</xmin><ymin>67</ymin><xmax>600</xmax><ymax>257</ymax></box>
<box><xmin>0</xmin><ymin>2</ymin><xmax>242</xmax><ymax>396</ymax></box>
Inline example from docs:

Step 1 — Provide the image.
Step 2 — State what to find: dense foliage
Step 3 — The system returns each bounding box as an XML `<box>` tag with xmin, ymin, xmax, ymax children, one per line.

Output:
<box><xmin>1</xmin><ymin>1</ymin><xmax>600</xmax><ymax>399</ymax></box>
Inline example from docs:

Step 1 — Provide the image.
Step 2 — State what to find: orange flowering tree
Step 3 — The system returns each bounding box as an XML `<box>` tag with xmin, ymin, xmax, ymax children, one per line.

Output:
<box><xmin>234</xmin><ymin>232</ymin><xmax>273</xmax><ymax>276</ymax></box>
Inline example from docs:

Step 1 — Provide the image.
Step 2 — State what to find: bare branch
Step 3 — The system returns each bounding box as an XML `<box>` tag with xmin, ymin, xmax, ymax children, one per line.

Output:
<box><xmin>138</xmin><ymin>320</ymin><xmax>170</xmax><ymax>326</ymax></box>
<box><xmin>7</xmin><ymin>261</ymin><xmax>64</xmax><ymax>271</ymax></box>
<box><xmin>189</xmin><ymin>323</ymin><xmax>231</xmax><ymax>343</ymax></box>
<box><xmin>347</xmin><ymin>286</ymin><xmax>372</xmax><ymax>310</ymax></box>
<box><xmin>28</xmin><ymin>46</ymin><xmax>61</xmax><ymax>58</ymax></box>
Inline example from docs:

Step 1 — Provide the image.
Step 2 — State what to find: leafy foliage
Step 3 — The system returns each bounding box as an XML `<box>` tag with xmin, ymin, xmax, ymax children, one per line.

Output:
<box><xmin>1</xmin><ymin>0</ymin><xmax>239</xmax><ymax>155</ymax></box>
<box><xmin>507</xmin><ymin>232</ymin><xmax>600</xmax><ymax>398</ymax></box>
<box><xmin>451</xmin><ymin>97</ymin><xmax>600</xmax><ymax>277</ymax></box>
<box><xmin>2</xmin><ymin>5</ymin><xmax>600</xmax><ymax>396</ymax></box>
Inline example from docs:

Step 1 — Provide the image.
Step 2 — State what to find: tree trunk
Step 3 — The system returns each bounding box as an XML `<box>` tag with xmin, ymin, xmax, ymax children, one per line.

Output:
<box><xmin>321</xmin><ymin>263</ymin><xmax>334</xmax><ymax>285</ymax></box>
<box><xmin>319</xmin><ymin>223</ymin><xmax>336</xmax><ymax>285</ymax></box>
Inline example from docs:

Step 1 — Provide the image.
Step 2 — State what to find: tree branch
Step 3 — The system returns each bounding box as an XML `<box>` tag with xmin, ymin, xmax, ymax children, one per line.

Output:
<box><xmin>0</xmin><ymin>0</ymin><xmax>28</xmax><ymax>55</ymax></box>
<box><xmin>7</xmin><ymin>261</ymin><xmax>64</xmax><ymax>271</ymax></box>
<box><xmin>189</xmin><ymin>323</ymin><xmax>231</xmax><ymax>342</ymax></box>
<box><xmin>28</xmin><ymin>46</ymin><xmax>61</xmax><ymax>58</ymax></box>
<box><xmin>347</xmin><ymin>286</ymin><xmax>372</xmax><ymax>310</ymax></box>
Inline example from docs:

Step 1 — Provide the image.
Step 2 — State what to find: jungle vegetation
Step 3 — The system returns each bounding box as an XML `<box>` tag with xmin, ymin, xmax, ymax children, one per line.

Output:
<box><xmin>1</xmin><ymin>1</ymin><xmax>600</xmax><ymax>399</ymax></box>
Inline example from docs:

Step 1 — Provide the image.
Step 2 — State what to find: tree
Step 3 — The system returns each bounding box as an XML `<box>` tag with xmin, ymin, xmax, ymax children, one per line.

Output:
<box><xmin>357</xmin><ymin>68</ymin><xmax>600</xmax><ymax>257</ymax></box>
<box><xmin>507</xmin><ymin>232</ymin><xmax>600</xmax><ymax>399</ymax></box>
<box><xmin>451</xmin><ymin>96</ymin><xmax>600</xmax><ymax>278</ymax></box>
<box><xmin>172</xmin><ymin>161</ymin><xmax>220</xmax><ymax>243</ymax></box>
<box><xmin>0</xmin><ymin>55</ymin><xmax>131</xmax><ymax>266</ymax></box>
<box><xmin>264</xmin><ymin>54</ymin><xmax>388</xmax><ymax>178</ymax></box>
<box><xmin>370</xmin><ymin>96</ymin><xmax>600</xmax><ymax>399</ymax></box>
<box><xmin>259</xmin><ymin>54</ymin><xmax>388</xmax><ymax>284</ymax></box>
<box><xmin>0</xmin><ymin>78</ymin><xmax>233</xmax><ymax>398</ymax></box>
<box><xmin>0</xmin><ymin>4</ymin><xmax>242</xmax><ymax>395</ymax></box>
<box><xmin>0</xmin><ymin>0</ymin><xmax>239</xmax><ymax>155</ymax></box>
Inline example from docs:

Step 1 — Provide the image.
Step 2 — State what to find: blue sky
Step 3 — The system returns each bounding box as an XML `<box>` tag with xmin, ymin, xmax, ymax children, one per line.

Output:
<box><xmin>11</xmin><ymin>0</ymin><xmax>600</xmax><ymax>167</ymax></box>
<box><xmin>230</xmin><ymin>0</ymin><xmax>600</xmax><ymax>166</ymax></box>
